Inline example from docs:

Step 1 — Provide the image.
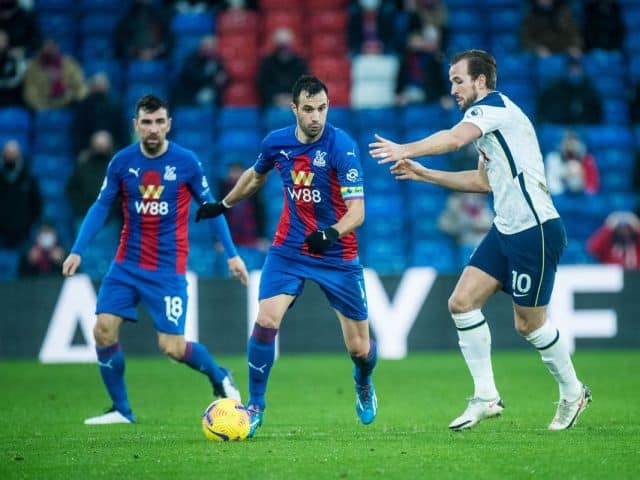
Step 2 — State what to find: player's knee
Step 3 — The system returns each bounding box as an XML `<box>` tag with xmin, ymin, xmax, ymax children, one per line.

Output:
<box><xmin>93</xmin><ymin>322</ymin><xmax>115</xmax><ymax>347</ymax></box>
<box><xmin>158</xmin><ymin>338</ymin><xmax>184</xmax><ymax>360</ymax></box>
<box><xmin>256</xmin><ymin>313</ymin><xmax>279</xmax><ymax>329</ymax></box>
<box><xmin>346</xmin><ymin>337</ymin><xmax>369</xmax><ymax>358</ymax></box>
<box><xmin>448</xmin><ymin>294</ymin><xmax>471</xmax><ymax>315</ymax></box>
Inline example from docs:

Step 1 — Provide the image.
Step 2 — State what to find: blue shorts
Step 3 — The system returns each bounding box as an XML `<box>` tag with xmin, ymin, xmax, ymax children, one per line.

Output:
<box><xmin>259</xmin><ymin>248</ymin><xmax>368</xmax><ymax>321</ymax></box>
<box><xmin>96</xmin><ymin>262</ymin><xmax>188</xmax><ymax>334</ymax></box>
<box><xmin>468</xmin><ymin>218</ymin><xmax>567</xmax><ymax>307</ymax></box>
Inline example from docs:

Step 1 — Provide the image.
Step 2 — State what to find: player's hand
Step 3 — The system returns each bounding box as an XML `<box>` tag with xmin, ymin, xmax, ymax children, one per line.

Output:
<box><xmin>389</xmin><ymin>158</ymin><xmax>427</xmax><ymax>181</ymax></box>
<box><xmin>227</xmin><ymin>255</ymin><xmax>249</xmax><ymax>286</ymax></box>
<box><xmin>369</xmin><ymin>134</ymin><xmax>407</xmax><ymax>164</ymax></box>
<box><xmin>304</xmin><ymin>227</ymin><xmax>339</xmax><ymax>254</ymax></box>
<box><xmin>62</xmin><ymin>253</ymin><xmax>81</xmax><ymax>277</ymax></box>
<box><xmin>196</xmin><ymin>201</ymin><xmax>228</xmax><ymax>222</ymax></box>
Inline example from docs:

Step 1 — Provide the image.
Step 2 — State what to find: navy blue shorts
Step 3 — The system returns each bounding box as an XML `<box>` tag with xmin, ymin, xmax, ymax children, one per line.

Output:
<box><xmin>259</xmin><ymin>248</ymin><xmax>368</xmax><ymax>321</ymax></box>
<box><xmin>96</xmin><ymin>262</ymin><xmax>188</xmax><ymax>334</ymax></box>
<box><xmin>468</xmin><ymin>218</ymin><xmax>567</xmax><ymax>307</ymax></box>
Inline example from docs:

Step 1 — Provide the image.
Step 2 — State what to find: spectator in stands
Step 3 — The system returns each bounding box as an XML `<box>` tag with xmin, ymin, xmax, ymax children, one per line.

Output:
<box><xmin>113</xmin><ymin>0</ymin><xmax>172</xmax><ymax>61</ymax></box>
<box><xmin>0</xmin><ymin>0</ymin><xmax>41</xmax><ymax>58</ymax></box>
<box><xmin>587</xmin><ymin>211</ymin><xmax>640</xmax><ymax>269</ymax></box>
<box><xmin>22</xmin><ymin>39</ymin><xmax>87</xmax><ymax>111</ymax></box>
<box><xmin>520</xmin><ymin>0</ymin><xmax>582</xmax><ymax>57</ymax></box>
<box><xmin>173</xmin><ymin>35</ymin><xmax>228</xmax><ymax>107</ymax></box>
<box><xmin>67</xmin><ymin>131</ymin><xmax>117</xmax><ymax>228</ymax></box>
<box><xmin>545</xmin><ymin>130</ymin><xmax>599</xmax><ymax>196</ymax></box>
<box><xmin>536</xmin><ymin>57</ymin><xmax>602</xmax><ymax>124</ymax></box>
<box><xmin>348</xmin><ymin>0</ymin><xmax>399</xmax><ymax>55</ymax></box>
<box><xmin>257</xmin><ymin>28</ymin><xmax>308</xmax><ymax>108</ymax></box>
<box><xmin>218</xmin><ymin>162</ymin><xmax>266</xmax><ymax>249</ymax></box>
<box><xmin>583</xmin><ymin>0</ymin><xmax>625</xmax><ymax>52</ymax></box>
<box><xmin>438</xmin><ymin>192</ymin><xmax>493</xmax><ymax>250</ymax></box>
<box><xmin>19</xmin><ymin>223</ymin><xmax>65</xmax><ymax>276</ymax></box>
<box><xmin>0</xmin><ymin>140</ymin><xmax>42</xmax><ymax>249</ymax></box>
<box><xmin>71</xmin><ymin>73</ymin><xmax>128</xmax><ymax>154</ymax></box>
<box><xmin>0</xmin><ymin>29</ymin><xmax>26</xmax><ymax>106</ymax></box>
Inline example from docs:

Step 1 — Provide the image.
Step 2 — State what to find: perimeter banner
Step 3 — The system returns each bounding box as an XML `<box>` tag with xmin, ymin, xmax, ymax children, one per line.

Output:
<box><xmin>0</xmin><ymin>265</ymin><xmax>638</xmax><ymax>362</ymax></box>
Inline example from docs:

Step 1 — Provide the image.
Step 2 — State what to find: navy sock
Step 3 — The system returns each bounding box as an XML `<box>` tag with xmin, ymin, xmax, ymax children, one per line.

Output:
<box><xmin>247</xmin><ymin>324</ymin><xmax>278</xmax><ymax>409</ymax></box>
<box><xmin>352</xmin><ymin>340</ymin><xmax>377</xmax><ymax>386</ymax></box>
<box><xmin>96</xmin><ymin>342</ymin><xmax>132</xmax><ymax>417</ymax></box>
<box><xmin>181</xmin><ymin>341</ymin><xmax>226</xmax><ymax>385</ymax></box>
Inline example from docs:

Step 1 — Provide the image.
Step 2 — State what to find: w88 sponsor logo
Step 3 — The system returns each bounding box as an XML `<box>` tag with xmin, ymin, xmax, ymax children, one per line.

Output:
<box><xmin>287</xmin><ymin>187</ymin><xmax>322</xmax><ymax>203</ymax></box>
<box><xmin>135</xmin><ymin>201</ymin><xmax>169</xmax><ymax>215</ymax></box>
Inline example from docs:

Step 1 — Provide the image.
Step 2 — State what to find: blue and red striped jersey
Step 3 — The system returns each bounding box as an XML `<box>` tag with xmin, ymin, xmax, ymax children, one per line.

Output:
<box><xmin>72</xmin><ymin>141</ymin><xmax>236</xmax><ymax>275</ymax></box>
<box><xmin>254</xmin><ymin>123</ymin><xmax>364</xmax><ymax>262</ymax></box>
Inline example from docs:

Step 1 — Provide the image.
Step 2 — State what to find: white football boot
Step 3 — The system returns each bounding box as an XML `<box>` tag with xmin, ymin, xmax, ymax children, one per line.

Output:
<box><xmin>548</xmin><ymin>385</ymin><xmax>592</xmax><ymax>431</ymax></box>
<box><xmin>449</xmin><ymin>397</ymin><xmax>505</xmax><ymax>431</ymax></box>
<box><xmin>84</xmin><ymin>408</ymin><xmax>134</xmax><ymax>425</ymax></box>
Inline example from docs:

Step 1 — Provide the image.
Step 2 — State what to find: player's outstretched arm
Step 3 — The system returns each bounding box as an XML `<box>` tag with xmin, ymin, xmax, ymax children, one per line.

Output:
<box><xmin>391</xmin><ymin>157</ymin><xmax>491</xmax><ymax>193</ymax></box>
<box><xmin>62</xmin><ymin>253</ymin><xmax>81</xmax><ymax>277</ymax></box>
<box><xmin>227</xmin><ymin>255</ymin><xmax>249</xmax><ymax>286</ymax></box>
<box><xmin>196</xmin><ymin>167</ymin><xmax>267</xmax><ymax>222</ymax></box>
<box><xmin>370</xmin><ymin>123</ymin><xmax>482</xmax><ymax>163</ymax></box>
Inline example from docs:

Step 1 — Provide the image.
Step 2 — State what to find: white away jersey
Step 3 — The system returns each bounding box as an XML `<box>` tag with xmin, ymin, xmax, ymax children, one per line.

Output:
<box><xmin>458</xmin><ymin>91</ymin><xmax>559</xmax><ymax>234</ymax></box>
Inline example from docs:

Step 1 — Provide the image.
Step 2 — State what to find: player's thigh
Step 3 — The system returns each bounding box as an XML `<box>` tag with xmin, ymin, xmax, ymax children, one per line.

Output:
<box><xmin>315</xmin><ymin>263</ymin><xmax>368</xmax><ymax>322</ymax></box>
<box><xmin>505</xmin><ymin>218</ymin><xmax>566</xmax><ymax>308</ymax></box>
<box><xmin>258</xmin><ymin>252</ymin><xmax>305</xmax><ymax>303</ymax></box>
<box><xmin>96</xmin><ymin>271</ymin><xmax>140</xmax><ymax>323</ymax></box>
<box><xmin>256</xmin><ymin>294</ymin><xmax>296</xmax><ymax>329</ymax></box>
<box><xmin>335</xmin><ymin>310</ymin><xmax>370</xmax><ymax>356</ymax></box>
<box><xmin>449</xmin><ymin>266</ymin><xmax>502</xmax><ymax>314</ymax></box>
<box><xmin>138</xmin><ymin>275</ymin><xmax>189</xmax><ymax>335</ymax></box>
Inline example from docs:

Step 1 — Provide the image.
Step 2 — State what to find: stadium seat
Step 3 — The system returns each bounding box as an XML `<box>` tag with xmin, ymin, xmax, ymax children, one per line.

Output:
<box><xmin>352</xmin><ymin>107</ymin><xmax>397</xmax><ymax>130</ymax></box>
<box><xmin>351</xmin><ymin>77</ymin><xmax>397</xmax><ymax>108</ymax></box>
<box><xmin>37</xmin><ymin>0</ymin><xmax>75</xmax><ymax>12</ymax></box>
<box><xmin>362</xmin><ymin>239</ymin><xmax>407</xmax><ymax>274</ymax></box>
<box><xmin>218</xmin><ymin>107</ymin><xmax>260</xmax><ymax>130</ymax></box>
<box><xmin>401</xmin><ymin>104</ymin><xmax>447</xmax><ymax>132</ymax></box>
<box><xmin>309</xmin><ymin>32</ymin><xmax>347</xmax><ymax>58</ymax></box>
<box><xmin>225</xmin><ymin>58</ymin><xmax>259</xmax><ymax>82</ymax></box>
<box><xmin>171</xmin><ymin>12</ymin><xmax>215</xmax><ymax>36</ymax></box>
<box><xmin>126</xmin><ymin>61</ymin><xmax>168</xmax><ymax>83</ymax></box>
<box><xmin>305</xmin><ymin>0</ymin><xmax>347</xmax><ymax>9</ymax></box>
<box><xmin>621</xmin><ymin>7</ymin><xmax>640</xmax><ymax>30</ymax></box>
<box><xmin>561</xmin><ymin>239</ymin><xmax>595</xmax><ymax>265</ymax></box>
<box><xmin>602</xmin><ymin>100</ymin><xmax>630</xmax><ymax>125</ymax></box>
<box><xmin>38</xmin><ymin>178</ymin><xmax>68</xmax><ymax>200</ymax></box>
<box><xmin>216</xmin><ymin>9</ymin><xmax>260</xmax><ymax>36</ymax></box>
<box><xmin>487</xmin><ymin>8</ymin><xmax>522</xmax><ymax>32</ymax></box>
<box><xmin>600</xmin><ymin>171</ymin><xmax>633</xmax><ymax>192</ymax></box>
<box><xmin>489</xmin><ymin>32</ymin><xmax>520</xmax><ymax>55</ymax></box>
<box><xmin>601</xmin><ymin>192</ymin><xmax>638</xmax><ymax>212</ymax></box>
<box><xmin>0</xmin><ymin>107</ymin><xmax>31</xmax><ymax>134</ymax></box>
<box><xmin>263</xmin><ymin>106</ymin><xmax>293</xmax><ymax>131</ymax></box>
<box><xmin>410</xmin><ymin>238</ymin><xmax>457</xmax><ymax>273</ymax></box>
<box><xmin>260</xmin><ymin>0</ymin><xmax>302</xmax><ymax>10</ymax></box>
<box><xmin>170</xmin><ymin>131</ymin><xmax>213</xmax><ymax>157</ymax></box>
<box><xmin>536</xmin><ymin>55</ymin><xmax>568</xmax><ymax>87</ymax></box>
<box><xmin>263</xmin><ymin>12</ymin><xmax>304</xmax><ymax>43</ymax></box>
<box><xmin>325</xmin><ymin>107</ymin><xmax>350</xmax><ymax>130</ymax></box>
<box><xmin>365</xmin><ymin>194</ymin><xmax>403</xmax><ymax>218</ymax></box>
<box><xmin>629</xmin><ymin>55</ymin><xmax>640</xmax><ymax>82</ymax></box>
<box><xmin>583</xmin><ymin>125</ymin><xmax>634</xmax><ymax>150</ymax></box>
<box><xmin>448</xmin><ymin>10</ymin><xmax>480</xmax><ymax>32</ymax></box>
<box><xmin>0</xmin><ymin>249</ymin><xmax>20</xmax><ymax>281</ymax></box>
<box><xmin>313</xmin><ymin>10</ymin><xmax>348</xmax><ymax>33</ymax></box>
<box><xmin>222</xmin><ymin>82</ymin><xmax>259</xmax><ymax>106</ymax></box>
<box><xmin>310</xmin><ymin>57</ymin><xmax>350</xmax><ymax>83</ymax></box>
<box><xmin>582</xmin><ymin>50</ymin><xmax>625</xmax><ymax>78</ymax></box>
<box><xmin>80</xmin><ymin>12</ymin><xmax>119</xmax><ymax>36</ymax></box>
<box><xmin>217</xmin><ymin>34</ymin><xmax>258</xmax><ymax>61</ymax></box>
<box><xmin>498</xmin><ymin>53</ymin><xmax>536</xmax><ymax>82</ymax></box>
<box><xmin>172</xmin><ymin>106</ymin><xmax>216</xmax><ymax>133</ymax></box>
<box><xmin>80</xmin><ymin>35</ymin><xmax>114</xmax><ymax>60</ymax></box>
<box><xmin>323</xmin><ymin>80</ymin><xmax>350</xmax><ymax>106</ymax></box>
<box><xmin>30</xmin><ymin>154</ymin><xmax>73</xmax><ymax>178</ymax></box>
<box><xmin>593</xmin><ymin>148</ymin><xmax>635</xmax><ymax>170</ymax></box>
<box><xmin>446</xmin><ymin>33</ymin><xmax>488</xmax><ymax>56</ymax></box>
<box><xmin>79</xmin><ymin>0</ymin><xmax>125</xmax><ymax>12</ymax></box>
<box><xmin>217</xmin><ymin>129</ymin><xmax>261</xmax><ymax>152</ymax></box>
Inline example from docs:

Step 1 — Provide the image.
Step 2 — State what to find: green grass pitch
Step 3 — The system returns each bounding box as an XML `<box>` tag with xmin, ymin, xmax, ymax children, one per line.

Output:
<box><xmin>2</xmin><ymin>350</ymin><xmax>639</xmax><ymax>479</ymax></box>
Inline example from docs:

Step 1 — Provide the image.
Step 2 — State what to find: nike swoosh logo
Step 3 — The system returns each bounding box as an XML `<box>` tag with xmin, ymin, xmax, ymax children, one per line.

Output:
<box><xmin>512</xmin><ymin>292</ymin><xmax>529</xmax><ymax>297</ymax></box>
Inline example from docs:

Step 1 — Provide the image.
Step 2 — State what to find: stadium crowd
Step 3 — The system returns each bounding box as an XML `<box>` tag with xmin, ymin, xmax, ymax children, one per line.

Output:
<box><xmin>0</xmin><ymin>0</ymin><xmax>639</xmax><ymax>280</ymax></box>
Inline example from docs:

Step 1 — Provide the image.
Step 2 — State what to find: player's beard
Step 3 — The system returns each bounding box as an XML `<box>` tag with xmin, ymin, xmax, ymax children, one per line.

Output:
<box><xmin>299</xmin><ymin>121</ymin><xmax>323</xmax><ymax>141</ymax></box>
<box><xmin>459</xmin><ymin>86</ymin><xmax>479</xmax><ymax>112</ymax></box>
<box><xmin>142</xmin><ymin>136</ymin><xmax>163</xmax><ymax>155</ymax></box>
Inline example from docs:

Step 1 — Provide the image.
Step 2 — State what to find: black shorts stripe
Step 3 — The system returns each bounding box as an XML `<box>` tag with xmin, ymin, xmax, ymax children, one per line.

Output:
<box><xmin>456</xmin><ymin>319</ymin><xmax>487</xmax><ymax>331</ymax></box>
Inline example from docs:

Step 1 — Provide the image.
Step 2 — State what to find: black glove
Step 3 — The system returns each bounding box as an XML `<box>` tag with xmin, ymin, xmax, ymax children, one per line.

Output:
<box><xmin>196</xmin><ymin>201</ymin><xmax>228</xmax><ymax>222</ymax></box>
<box><xmin>304</xmin><ymin>227</ymin><xmax>339</xmax><ymax>254</ymax></box>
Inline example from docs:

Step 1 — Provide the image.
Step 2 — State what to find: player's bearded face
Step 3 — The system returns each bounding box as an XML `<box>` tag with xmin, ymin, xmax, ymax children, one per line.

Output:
<box><xmin>449</xmin><ymin>61</ymin><xmax>480</xmax><ymax>112</ymax></box>
<box><xmin>134</xmin><ymin>108</ymin><xmax>171</xmax><ymax>155</ymax></box>
<box><xmin>293</xmin><ymin>90</ymin><xmax>328</xmax><ymax>142</ymax></box>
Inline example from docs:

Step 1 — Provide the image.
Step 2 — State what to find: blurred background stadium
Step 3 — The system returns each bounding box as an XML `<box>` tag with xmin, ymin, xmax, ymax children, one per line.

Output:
<box><xmin>0</xmin><ymin>0</ymin><xmax>639</xmax><ymax>358</ymax></box>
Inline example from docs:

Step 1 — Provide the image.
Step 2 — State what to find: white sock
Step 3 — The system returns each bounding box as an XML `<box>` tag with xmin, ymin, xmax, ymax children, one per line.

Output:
<box><xmin>525</xmin><ymin>321</ymin><xmax>582</xmax><ymax>401</ymax></box>
<box><xmin>452</xmin><ymin>310</ymin><xmax>499</xmax><ymax>400</ymax></box>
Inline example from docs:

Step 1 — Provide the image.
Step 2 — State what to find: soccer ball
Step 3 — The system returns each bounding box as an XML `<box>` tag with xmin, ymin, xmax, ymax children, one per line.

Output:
<box><xmin>202</xmin><ymin>398</ymin><xmax>250</xmax><ymax>442</ymax></box>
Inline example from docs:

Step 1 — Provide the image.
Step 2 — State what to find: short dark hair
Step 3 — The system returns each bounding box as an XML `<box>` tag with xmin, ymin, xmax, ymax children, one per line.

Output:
<box><xmin>450</xmin><ymin>50</ymin><xmax>497</xmax><ymax>90</ymax></box>
<box><xmin>135</xmin><ymin>94</ymin><xmax>169</xmax><ymax>117</ymax></box>
<box><xmin>292</xmin><ymin>75</ymin><xmax>328</xmax><ymax>105</ymax></box>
